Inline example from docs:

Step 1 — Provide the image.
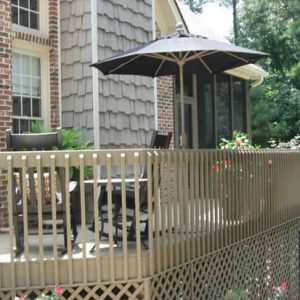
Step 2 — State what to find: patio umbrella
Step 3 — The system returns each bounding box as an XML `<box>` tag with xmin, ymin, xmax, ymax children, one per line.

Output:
<box><xmin>91</xmin><ymin>23</ymin><xmax>268</xmax><ymax>147</ymax></box>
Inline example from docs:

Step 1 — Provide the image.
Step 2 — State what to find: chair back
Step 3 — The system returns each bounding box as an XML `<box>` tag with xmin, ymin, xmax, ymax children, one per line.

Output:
<box><xmin>6</xmin><ymin>128</ymin><xmax>64</xmax><ymax>215</ymax></box>
<box><xmin>139</xmin><ymin>131</ymin><xmax>172</xmax><ymax>204</ymax></box>
<box><xmin>149</xmin><ymin>131</ymin><xmax>172</xmax><ymax>149</ymax></box>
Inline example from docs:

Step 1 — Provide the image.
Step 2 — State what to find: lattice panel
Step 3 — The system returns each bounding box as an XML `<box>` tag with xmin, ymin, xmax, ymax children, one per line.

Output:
<box><xmin>234</xmin><ymin>235</ymin><xmax>267</xmax><ymax>298</ymax></box>
<box><xmin>151</xmin><ymin>265</ymin><xmax>192</xmax><ymax>300</ymax></box>
<box><xmin>12</xmin><ymin>282</ymin><xmax>145</xmax><ymax>300</ymax></box>
<box><xmin>149</xmin><ymin>219</ymin><xmax>300</xmax><ymax>299</ymax></box>
<box><xmin>0</xmin><ymin>291</ymin><xmax>12</xmax><ymax>300</ymax></box>
<box><xmin>264</xmin><ymin>224</ymin><xmax>291</xmax><ymax>299</ymax></box>
<box><xmin>288</xmin><ymin>220</ymin><xmax>300</xmax><ymax>299</ymax></box>
<box><xmin>192</xmin><ymin>248</ymin><xmax>234</xmax><ymax>299</ymax></box>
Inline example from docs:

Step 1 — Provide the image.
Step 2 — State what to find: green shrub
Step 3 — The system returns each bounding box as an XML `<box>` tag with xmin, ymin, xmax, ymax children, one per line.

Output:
<box><xmin>219</xmin><ymin>131</ymin><xmax>260</xmax><ymax>150</ymax></box>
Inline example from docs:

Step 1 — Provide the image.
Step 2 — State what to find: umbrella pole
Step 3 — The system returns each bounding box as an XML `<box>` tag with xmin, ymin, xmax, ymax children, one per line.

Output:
<box><xmin>179</xmin><ymin>62</ymin><xmax>186</xmax><ymax>148</ymax></box>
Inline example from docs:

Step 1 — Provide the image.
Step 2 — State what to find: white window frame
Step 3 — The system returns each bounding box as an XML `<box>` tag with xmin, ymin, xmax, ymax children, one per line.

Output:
<box><xmin>174</xmin><ymin>75</ymin><xmax>198</xmax><ymax>148</ymax></box>
<box><xmin>12</xmin><ymin>39</ymin><xmax>50</xmax><ymax>131</ymax></box>
<box><xmin>12</xmin><ymin>0</ymin><xmax>49</xmax><ymax>37</ymax></box>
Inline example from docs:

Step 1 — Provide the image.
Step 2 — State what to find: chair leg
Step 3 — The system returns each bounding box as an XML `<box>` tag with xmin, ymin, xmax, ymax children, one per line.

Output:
<box><xmin>89</xmin><ymin>230</ymin><xmax>102</xmax><ymax>254</ymax></box>
<box><xmin>70</xmin><ymin>191</ymin><xmax>78</xmax><ymax>243</ymax></box>
<box><xmin>14</xmin><ymin>214</ymin><xmax>24</xmax><ymax>255</ymax></box>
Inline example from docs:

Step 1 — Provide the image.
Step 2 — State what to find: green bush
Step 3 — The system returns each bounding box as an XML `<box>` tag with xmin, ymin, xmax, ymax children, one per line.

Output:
<box><xmin>31</xmin><ymin>122</ymin><xmax>93</xmax><ymax>180</ymax></box>
<box><xmin>219</xmin><ymin>131</ymin><xmax>260</xmax><ymax>150</ymax></box>
<box><xmin>269</xmin><ymin>134</ymin><xmax>300</xmax><ymax>149</ymax></box>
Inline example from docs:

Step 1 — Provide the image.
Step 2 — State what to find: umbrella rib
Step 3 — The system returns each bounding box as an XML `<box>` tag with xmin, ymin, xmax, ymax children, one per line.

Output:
<box><xmin>185</xmin><ymin>50</ymin><xmax>216</xmax><ymax>62</ymax></box>
<box><xmin>223</xmin><ymin>51</ymin><xmax>249</xmax><ymax>63</ymax></box>
<box><xmin>169</xmin><ymin>52</ymin><xmax>180</xmax><ymax>61</ymax></box>
<box><xmin>108</xmin><ymin>54</ymin><xmax>142</xmax><ymax>74</ymax></box>
<box><xmin>182</xmin><ymin>51</ymin><xmax>190</xmax><ymax>61</ymax></box>
<box><xmin>198</xmin><ymin>57</ymin><xmax>213</xmax><ymax>74</ymax></box>
<box><xmin>154</xmin><ymin>57</ymin><xmax>168</xmax><ymax>77</ymax></box>
<box><xmin>144</xmin><ymin>53</ymin><xmax>177</xmax><ymax>63</ymax></box>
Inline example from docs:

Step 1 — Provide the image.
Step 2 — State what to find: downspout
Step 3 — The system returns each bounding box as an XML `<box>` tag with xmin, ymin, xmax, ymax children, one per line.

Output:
<box><xmin>250</xmin><ymin>75</ymin><xmax>264</xmax><ymax>88</ymax></box>
<box><xmin>152</xmin><ymin>0</ymin><xmax>158</xmax><ymax>130</ymax></box>
<box><xmin>57</xmin><ymin>0</ymin><xmax>62</xmax><ymax>127</ymax></box>
<box><xmin>91</xmin><ymin>0</ymin><xmax>100</xmax><ymax>149</ymax></box>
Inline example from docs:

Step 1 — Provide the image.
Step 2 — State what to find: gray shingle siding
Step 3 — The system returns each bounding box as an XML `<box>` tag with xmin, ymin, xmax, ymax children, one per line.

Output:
<box><xmin>60</xmin><ymin>0</ymin><xmax>93</xmax><ymax>139</ymax></box>
<box><xmin>61</xmin><ymin>0</ymin><xmax>155</xmax><ymax>148</ymax></box>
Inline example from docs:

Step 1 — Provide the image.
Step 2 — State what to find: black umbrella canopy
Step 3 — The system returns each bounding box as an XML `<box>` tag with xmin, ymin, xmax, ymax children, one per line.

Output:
<box><xmin>92</xmin><ymin>23</ymin><xmax>268</xmax><ymax>147</ymax></box>
<box><xmin>92</xmin><ymin>24</ymin><xmax>268</xmax><ymax>77</ymax></box>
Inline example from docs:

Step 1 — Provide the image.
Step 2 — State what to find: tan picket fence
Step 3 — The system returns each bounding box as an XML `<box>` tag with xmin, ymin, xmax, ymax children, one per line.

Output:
<box><xmin>0</xmin><ymin>149</ymin><xmax>299</xmax><ymax>299</ymax></box>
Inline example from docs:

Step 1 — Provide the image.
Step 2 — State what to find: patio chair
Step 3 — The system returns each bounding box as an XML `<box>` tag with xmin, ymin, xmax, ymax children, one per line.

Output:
<box><xmin>6</xmin><ymin>128</ymin><xmax>78</xmax><ymax>255</ymax></box>
<box><xmin>90</xmin><ymin>131</ymin><xmax>172</xmax><ymax>251</ymax></box>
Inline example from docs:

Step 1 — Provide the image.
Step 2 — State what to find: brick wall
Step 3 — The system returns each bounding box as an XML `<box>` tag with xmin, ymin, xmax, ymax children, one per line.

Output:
<box><xmin>49</xmin><ymin>0</ymin><xmax>60</xmax><ymax>129</ymax></box>
<box><xmin>0</xmin><ymin>0</ymin><xmax>12</xmax><ymax>225</ymax></box>
<box><xmin>157</xmin><ymin>76</ymin><xmax>175</xmax><ymax>148</ymax></box>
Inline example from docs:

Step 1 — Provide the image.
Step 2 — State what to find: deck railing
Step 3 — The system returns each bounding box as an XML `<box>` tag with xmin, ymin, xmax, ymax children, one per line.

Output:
<box><xmin>1</xmin><ymin>149</ymin><xmax>300</xmax><ymax>291</ymax></box>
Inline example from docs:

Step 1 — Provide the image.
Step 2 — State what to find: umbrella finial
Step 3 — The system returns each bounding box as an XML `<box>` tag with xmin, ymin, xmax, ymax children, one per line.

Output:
<box><xmin>176</xmin><ymin>22</ymin><xmax>185</xmax><ymax>36</ymax></box>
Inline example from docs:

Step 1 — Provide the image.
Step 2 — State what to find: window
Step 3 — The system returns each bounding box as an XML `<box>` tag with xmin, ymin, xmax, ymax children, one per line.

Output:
<box><xmin>175</xmin><ymin>74</ymin><xmax>198</xmax><ymax>148</ymax></box>
<box><xmin>12</xmin><ymin>0</ymin><xmax>39</xmax><ymax>30</ymax></box>
<box><xmin>197</xmin><ymin>75</ymin><xmax>215</xmax><ymax>148</ymax></box>
<box><xmin>216</xmin><ymin>74</ymin><xmax>231</xmax><ymax>139</ymax></box>
<box><xmin>233</xmin><ymin>78</ymin><xmax>247</xmax><ymax>132</ymax></box>
<box><xmin>12</xmin><ymin>52</ymin><xmax>42</xmax><ymax>133</ymax></box>
<box><xmin>175</xmin><ymin>74</ymin><xmax>248</xmax><ymax>149</ymax></box>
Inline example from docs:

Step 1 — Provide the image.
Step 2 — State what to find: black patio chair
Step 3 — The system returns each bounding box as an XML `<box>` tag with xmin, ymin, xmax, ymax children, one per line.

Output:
<box><xmin>6</xmin><ymin>128</ymin><xmax>78</xmax><ymax>255</ymax></box>
<box><xmin>89</xmin><ymin>131</ymin><xmax>172</xmax><ymax>252</ymax></box>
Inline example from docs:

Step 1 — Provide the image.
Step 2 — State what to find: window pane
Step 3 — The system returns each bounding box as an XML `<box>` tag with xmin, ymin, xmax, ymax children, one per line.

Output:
<box><xmin>20</xmin><ymin>119</ymin><xmax>29</xmax><ymax>133</ymax></box>
<box><xmin>32</xmin><ymin>98</ymin><xmax>41</xmax><ymax>117</ymax></box>
<box><xmin>22</xmin><ymin>76</ymin><xmax>30</xmax><ymax>95</ymax></box>
<box><xmin>233</xmin><ymin>78</ymin><xmax>246</xmax><ymax>132</ymax></box>
<box><xmin>31</xmin><ymin>57</ymin><xmax>40</xmax><ymax>76</ymax></box>
<box><xmin>12</xmin><ymin>75</ymin><xmax>21</xmax><ymax>94</ymax></box>
<box><xmin>23</xmin><ymin>97</ymin><xmax>31</xmax><ymax>116</ymax></box>
<box><xmin>22</xmin><ymin>55</ymin><xmax>30</xmax><ymax>75</ymax></box>
<box><xmin>20</xmin><ymin>0</ymin><xmax>29</xmax><ymax>8</ymax></box>
<box><xmin>32</xmin><ymin>78</ymin><xmax>40</xmax><ymax>96</ymax></box>
<box><xmin>216</xmin><ymin>74</ymin><xmax>231</xmax><ymax>140</ymax></box>
<box><xmin>12</xmin><ymin>53</ymin><xmax>20</xmax><ymax>73</ymax></box>
<box><xmin>12</xmin><ymin>6</ymin><xmax>18</xmax><ymax>24</ymax></box>
<box><xmin>177</xmin><ymin>103</ymin><xmax>193</xmax><ymax>148</ymax></box>
<box><xmin>13</xmin><ymin>96</ymin><xmax>21</xmax><ymax>115</ymax></box>
<box><xmin>30</xmin><ymin>0</ymin><xmax>38</xmax><ymax>10</ymax></box>
<box><xmin>30</xmin><ymin>12</ymin><xmax>38</xmax><ymax>29</ymax></box>
<box><xmin>13</xmin><ymin>119</ymin><xmax>20</xmax><ymax>133</ymax></box>
<box><xmin>175</xmin><ymin>74</ymin><xmax>193</xmax><ymax>97</ymax></box>
<box><xmin>197</xmin><ymin>74</ymin><xmax>215</xmax><ymax>148</ymax></box>
<box><xmin>19</xmin><ymin>9</ymin><xmax>29</xmax><ymax>27</ymax></box>
<box><xmin>12</xmin><ymin>0</ymin><xmax>18</xmax><ymax>5</ymax></box>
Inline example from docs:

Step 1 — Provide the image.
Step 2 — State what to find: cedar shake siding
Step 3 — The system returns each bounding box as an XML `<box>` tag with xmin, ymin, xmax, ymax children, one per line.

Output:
<box><xmin>60</xmin><ymin>0</ymin><xmax>94</xmax><ymax>142</ymax></box>
<box><xmin>60</xmin><ymin>0</ymin><xmax>155</xmax><ymax>148</ymax></box>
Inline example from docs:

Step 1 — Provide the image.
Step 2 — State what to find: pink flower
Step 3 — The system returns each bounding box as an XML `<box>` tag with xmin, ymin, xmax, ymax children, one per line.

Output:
<box><xmin>268</xmin><ymin>159</ymin><xmax>273</xmax><ymax>165</ymax></box>
<box><xmin>55</xmin><ymin>287</ymin><xmax>64</xmax><ymax>295</ymax></box>
<box><xmin>235</xmin><ymin>138</ymin><xmax>242</xmax><ymax>146</ymax></box>
<box><xmin>281</xmin><ymin>281</ymin><xmax>287</xmax><ymax>288</ymax></box>
<box><xmin>272</xmin><ymin>285</ymin><xmax>278</xmax><ymax>291</ymax></box>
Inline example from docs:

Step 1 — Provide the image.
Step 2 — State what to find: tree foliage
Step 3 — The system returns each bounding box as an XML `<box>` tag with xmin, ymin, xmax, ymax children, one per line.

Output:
<box><xmin>180</xmin><ymin>0</ymin><xmax>211</xmax><ymax>13</ymax></box>
<box><xmin>237</xmin><ymin>0</ymin><xmax>300</xmax><ymax>146</ymax></box>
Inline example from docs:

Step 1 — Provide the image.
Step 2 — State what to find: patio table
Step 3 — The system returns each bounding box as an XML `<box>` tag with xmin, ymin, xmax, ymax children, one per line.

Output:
<box><xmin>84</xmin><ymin>178</ymin><xmax>148</xmax><ymax>249</ymax></box>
